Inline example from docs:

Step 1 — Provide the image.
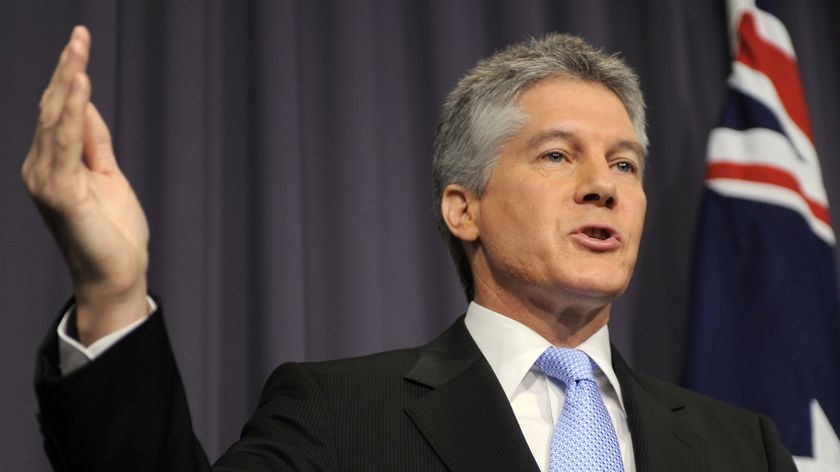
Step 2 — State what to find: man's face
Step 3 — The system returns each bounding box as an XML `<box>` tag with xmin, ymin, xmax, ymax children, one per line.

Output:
<box><xmin>469</xmin><ymin>76</ymin><xmax>647</xmax><ymax>311</ymax></box>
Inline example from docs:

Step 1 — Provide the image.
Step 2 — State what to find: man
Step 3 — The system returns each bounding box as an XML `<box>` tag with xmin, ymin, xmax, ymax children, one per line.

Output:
<box><xmin>25</xmin><ymin>26</ymin><xmax>796</xmax><ymax>471</ymax></box>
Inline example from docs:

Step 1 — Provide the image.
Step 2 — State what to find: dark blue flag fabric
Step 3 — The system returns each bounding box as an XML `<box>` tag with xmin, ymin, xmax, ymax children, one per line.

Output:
<box><xmin>683</xmin><ymin>0</ymin><xmax>840</xmax><ymax>469</ymax></box>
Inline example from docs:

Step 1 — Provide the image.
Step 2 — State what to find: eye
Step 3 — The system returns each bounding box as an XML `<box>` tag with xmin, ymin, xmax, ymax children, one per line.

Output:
<box><xmin>613</xmin><ymin>160</ymin><xmax>638</xmax><ymax>174</ymax></box>
<box><xmin>542</xmin><ymin>151</ymin><xmax>567</xmax><ymax>163</ymax></box>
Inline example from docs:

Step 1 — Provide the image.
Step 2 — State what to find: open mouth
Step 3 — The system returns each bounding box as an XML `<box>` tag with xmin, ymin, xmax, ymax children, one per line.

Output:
<box><xmin>583</xmin><ymin>227</ymin><xmax>611</xmax><ymax>240</ymax></box>
<box><xmin>571</xmin><ymin>225</ymin><xmax>622</xmax><ymax>251</ymax></box>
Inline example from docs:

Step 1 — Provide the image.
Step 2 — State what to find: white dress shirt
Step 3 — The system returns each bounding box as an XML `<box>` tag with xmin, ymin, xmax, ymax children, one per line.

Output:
<box><xmin>464</xmin><ymin>302</ymin><xmax>635</xmax><ymax>472</ymax></box>
<box><xmin>56</xmin><ymin>296</ymin><xmax>155</xmax><ymax>375</ymax></box>
<box><xmin>57</xmin><ymin>299</ymin><xmax>635</xmax><ymax>470</ymax></box>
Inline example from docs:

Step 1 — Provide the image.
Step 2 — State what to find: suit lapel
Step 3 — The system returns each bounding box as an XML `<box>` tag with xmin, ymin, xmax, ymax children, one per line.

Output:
<box><xmin>612</xmin><ymin>349</ymin><xmax>705</xmax><ymax>472</ymax></box>
<box><xmin>404</xmin><ymin>317</ymin><xmax>540</xmax><ymax>472</ymax></box>
<box><xmin>405</xmin><ymin>319</ymin><xmax>708</xmax><ymax>472</ymax></box>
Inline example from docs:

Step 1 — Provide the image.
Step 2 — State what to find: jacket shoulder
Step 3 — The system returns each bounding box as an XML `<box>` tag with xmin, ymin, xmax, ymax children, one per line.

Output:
<box><xmin>625</xmin><ymin>370</ymin><xmax>797</xmax><ymax>471</ymax></box>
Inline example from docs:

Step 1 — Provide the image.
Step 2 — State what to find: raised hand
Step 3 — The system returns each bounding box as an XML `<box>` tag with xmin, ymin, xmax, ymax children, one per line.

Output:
<box><xmin>22</xmin><ymin>26</ymin><xmax>150</xmax><ymax>345</ymax></box>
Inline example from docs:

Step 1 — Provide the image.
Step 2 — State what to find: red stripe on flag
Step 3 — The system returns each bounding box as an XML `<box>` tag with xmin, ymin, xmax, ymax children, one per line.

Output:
<box><xmin>706</xmin><ymin>162</ymin><xmax>831</xmax><ymax>225</ymax></box>
<box><xmin>735</xmin><ymin>12</ymin><xmax>814</xmax><ymax>142</ymax></box>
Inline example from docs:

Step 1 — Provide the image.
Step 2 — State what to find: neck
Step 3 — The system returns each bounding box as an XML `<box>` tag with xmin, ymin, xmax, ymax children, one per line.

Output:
<box><xmin>473</xmin><ymin>280</ymin><xmax>611</xmax><ymax>348</ymax></box>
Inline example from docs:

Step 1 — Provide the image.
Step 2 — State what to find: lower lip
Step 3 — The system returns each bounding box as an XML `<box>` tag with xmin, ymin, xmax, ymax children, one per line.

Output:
<box><xmin>570</xmin><ymin>233</ymin><xmax>622</xmax><ymax>251</ymax></box>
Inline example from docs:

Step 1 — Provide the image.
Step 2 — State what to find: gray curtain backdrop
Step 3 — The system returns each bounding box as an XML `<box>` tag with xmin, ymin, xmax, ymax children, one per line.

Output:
<box><xmin>2</xmin><ymin>0</ymin><xmax>839</xmax><ymax>469</ymax></box>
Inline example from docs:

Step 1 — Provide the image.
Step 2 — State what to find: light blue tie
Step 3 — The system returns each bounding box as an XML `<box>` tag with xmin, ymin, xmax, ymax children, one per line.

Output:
<box><xmin>535</xmin><ymin>347</ymin><xmax>624</xmax><ymax>472</ymax></box>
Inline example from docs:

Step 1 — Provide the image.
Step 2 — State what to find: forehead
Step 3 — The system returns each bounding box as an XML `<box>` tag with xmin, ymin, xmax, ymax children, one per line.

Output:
<box><xmin>512</xmin><ymin>76</ymin><xmax>644</xmax><ymax>156</ymax></box>
<box><xmin>517</xmin><ymin>77</ymin><xmax>632</xmax><ymax>126</ymax></box>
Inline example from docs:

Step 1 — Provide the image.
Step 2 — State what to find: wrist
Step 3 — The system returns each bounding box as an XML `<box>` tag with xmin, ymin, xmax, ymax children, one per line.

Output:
<box><xmin>73</xmin><ymin>280</ymin><xmax>150</xmax><ymax>346</ymax></box>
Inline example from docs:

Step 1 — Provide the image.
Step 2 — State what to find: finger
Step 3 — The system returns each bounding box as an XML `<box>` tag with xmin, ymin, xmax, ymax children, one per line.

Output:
<box><xmin>83</xmin><ymin>103</ymin><xmax>119</xmax><ymax>173</ymax></box>
<box><xmin>35</xmin><ymin>27</ymin><xmax>91</xmax><ymax>153</ymax></box>
<box><xmin>40</xmin><ymin>26</ymin><xmax>90</xmax><ymax>120</ymax></box>
<box><xmin>40</xmin><ymin>26</ymin><xmax>91</xmax><ymax>113</ymax></box>
<box><xmin>51</xmin><ymin>72</ymin><xmax>91</xmax><ymax>174</ymax></box>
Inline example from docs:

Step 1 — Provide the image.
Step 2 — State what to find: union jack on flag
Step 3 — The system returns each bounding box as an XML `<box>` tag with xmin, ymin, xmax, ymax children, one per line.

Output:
<box><xmin>683</xmin><ymin>0</ymin><xmax>840</xmax><ymax>470</ymax></box>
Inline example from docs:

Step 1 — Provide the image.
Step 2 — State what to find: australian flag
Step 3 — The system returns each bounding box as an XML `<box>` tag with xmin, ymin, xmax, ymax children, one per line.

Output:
<box><xmin>683</xmin><ymin>0</ymin><xmax>840</xmax><ymax>469</ymax></box>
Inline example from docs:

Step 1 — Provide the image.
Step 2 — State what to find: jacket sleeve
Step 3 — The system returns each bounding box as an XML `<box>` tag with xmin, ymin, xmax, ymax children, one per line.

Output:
<box><xmin>213</xmin><ymin>363</ymin><xmax>338</xmax><ymax>471</ymax></box>
<box><xmin>35</xmin><ymin>300</ymin><xmax>211</xmax><ymax>472</ymax></box>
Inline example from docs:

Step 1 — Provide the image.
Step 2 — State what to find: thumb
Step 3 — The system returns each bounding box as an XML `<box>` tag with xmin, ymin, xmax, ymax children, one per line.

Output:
<box><xmin>82</xmin><ymin>103</ymin><xmax>119</xmax><ymax>173</ymax></box>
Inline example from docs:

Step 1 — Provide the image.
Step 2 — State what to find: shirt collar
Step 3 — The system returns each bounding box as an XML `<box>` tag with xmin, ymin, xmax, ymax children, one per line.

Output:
<box><xmin>464</xmin><ymin>301</ymin><xmax>626</xmax><ymax>412</ymax></box>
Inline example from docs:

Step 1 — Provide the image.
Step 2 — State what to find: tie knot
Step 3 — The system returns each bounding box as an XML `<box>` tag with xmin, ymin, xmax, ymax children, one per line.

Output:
<box><xmin>535</xmin><ymin>347</ymin><xmax>595</xmax><ymax>386</ymax></box>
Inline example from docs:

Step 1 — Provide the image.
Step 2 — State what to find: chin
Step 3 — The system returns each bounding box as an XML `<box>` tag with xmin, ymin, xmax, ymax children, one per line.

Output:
<box><xmin>555</xmin><ymin>271</ymin><xmax>630</xmax><ymax>302</ymax></box>
<box><xmin>563</xmin><ymin>285</ymin><xmax>626</xmax><ymax>304</ymax></box>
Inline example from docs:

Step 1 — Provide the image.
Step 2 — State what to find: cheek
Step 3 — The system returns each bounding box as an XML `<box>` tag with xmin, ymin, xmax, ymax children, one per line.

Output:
<box><xmin>624</xmin><ymin>218</ymin><xmax>646</xmax><ymax>267</ymax></box>
<box><xmin>626</xmin><ymin>191</ymin><xmax>647</xmax><ymax>235</ymax></box>
<box><xmin>617</xmin><ymin>192</ymin><xmax>646</xmax><ymax>261</ymax></box>
<box><xmin>479</xmin><ymin>204</ymin><xmax>550</xmax><ymax>266</ymax></box>
<box><xmin>484</xmin><ymin>190</ymin><xmax>540</xmax><ymax>232</ymax></box>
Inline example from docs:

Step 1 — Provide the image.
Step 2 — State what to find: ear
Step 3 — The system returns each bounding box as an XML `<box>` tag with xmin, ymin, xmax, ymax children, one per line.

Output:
<box><xmin>441</xmin><ymin>184</ymin><xmax>480</xmax><ymax>242</ymax></box>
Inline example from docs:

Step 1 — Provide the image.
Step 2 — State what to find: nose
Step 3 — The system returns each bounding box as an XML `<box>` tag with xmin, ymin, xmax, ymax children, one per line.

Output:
<box><xmin>574</xmin><ymin>160</ymin><xmax>617</xmax><ymax>209</ymax></box>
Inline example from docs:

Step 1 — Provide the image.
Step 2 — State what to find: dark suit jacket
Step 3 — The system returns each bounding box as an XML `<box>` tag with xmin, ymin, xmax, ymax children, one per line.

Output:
<box><xmin>35</xmin><ymin>304</ymin><xmax>797</xmax><ymax>471</ymax></box>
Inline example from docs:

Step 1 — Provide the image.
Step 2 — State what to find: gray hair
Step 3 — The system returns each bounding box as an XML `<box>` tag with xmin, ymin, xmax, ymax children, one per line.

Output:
<box><xmin>432</xmin><ymin>32</ymin><xmax>647</xmax><ymax>301</ymax></box>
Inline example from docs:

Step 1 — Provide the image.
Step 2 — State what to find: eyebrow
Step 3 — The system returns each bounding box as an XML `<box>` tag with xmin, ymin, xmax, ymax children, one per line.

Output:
<box><xmin>525</xmin><ymin>129</ymin><xmax>576</xmax><ymax>149</ymax></box>
<box><xmin>525</xmin><ymin>129</ymin><xmax>647</xmax><ymax>161</ymax></box>
<box><xmin>613</xmin><ymin>140</ymin><xmax>647</xmax><ymax>161</ymax></box>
